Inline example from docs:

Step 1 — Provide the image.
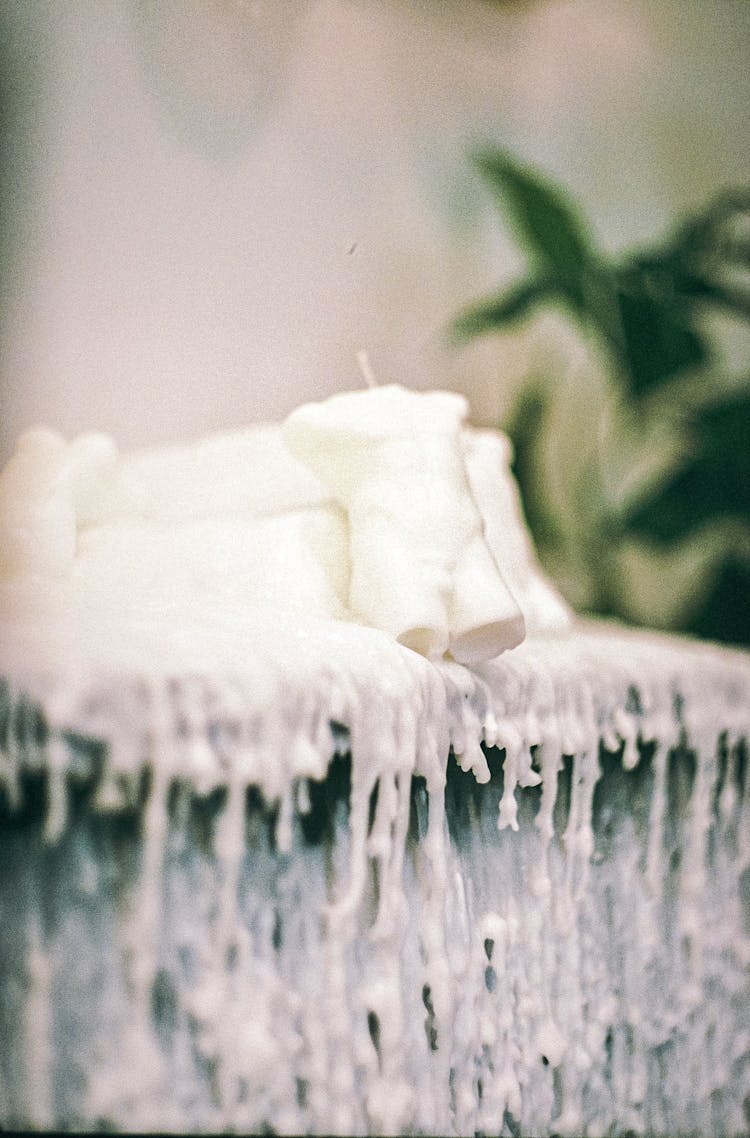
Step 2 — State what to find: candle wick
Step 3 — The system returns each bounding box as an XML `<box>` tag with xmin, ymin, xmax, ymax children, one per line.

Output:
<box><xmin>356</xmin><ymin>350</ymin><xmax>379</xmax><ymax>389</ymax></box>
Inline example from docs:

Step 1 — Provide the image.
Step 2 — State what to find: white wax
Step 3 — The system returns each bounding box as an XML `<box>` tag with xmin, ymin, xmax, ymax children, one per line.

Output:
<box><xmin>283</xmin><ymin>383</ymin><xmax>469</xmax><ymax>448</ymax></box>
<box><xmin>0</xmin><ymin>427</ymin><xmax>117</xmax><ymax>579</ymax></box>
<box><xmin>449</xmin><ymin>532</ymin><xmax>525</xmax><ymax>665</ymax></box>
<box><xmin>101</xmin><ymin>425</ymin><xmax>329</xmax><ymax>523</ymax></box>
<box><xmin>75</xmin><ymin>505</ymin><xmax>349</xmax><ymax>620</ymax></box>
<box><xmin>2</xmin><ymin>601</ymin><xmax>748</xmax><ymax>1136</ymax></box>
<box><xmin>1</xmin><ymin>403</ymin><xmax>749</xmax><ymax>1137</ymax></box>
<box><xmin>0</xmin><ymin>423</ymin><xmax>348</xmax><ymax>621</ymax></box>
<box><xmin>284</xmin><ymin>385</ymin><xmax>525</xmax><ymax>663</ymax></box>
<box><xmin>0</xmin><ymin>399</ymin><xmax>574</xmax><ymax>663</ymax></box>
<box><xmin>463</xmin><ymin>428</ymin><xmax>572</xmax><ymax>635</ymax></box>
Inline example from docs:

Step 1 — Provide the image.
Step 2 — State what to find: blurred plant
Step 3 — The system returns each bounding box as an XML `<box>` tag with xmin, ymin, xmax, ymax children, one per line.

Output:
<box><xmin>453</xmin><ymin>149</ymin><xmax>750</xmax><ymax>645</ymax></box>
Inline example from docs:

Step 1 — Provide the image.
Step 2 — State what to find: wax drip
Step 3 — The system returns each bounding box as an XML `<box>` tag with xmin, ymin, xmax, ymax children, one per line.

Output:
<box><xmin>23</xmin><ymin>916</ymin><xmax>53</xmax><ymax>1129</ymax></box>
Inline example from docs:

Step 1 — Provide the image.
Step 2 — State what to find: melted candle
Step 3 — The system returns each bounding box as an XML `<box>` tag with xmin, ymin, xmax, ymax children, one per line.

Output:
<box><xmin>283</xmin><ymin>384</ymin><xmax>526</xmax><ymax>663</ymax></box>
<box><xmin>0</xmin><ymin>394</ymin><xmax>749</xmax><ymax>1135</ymax></box>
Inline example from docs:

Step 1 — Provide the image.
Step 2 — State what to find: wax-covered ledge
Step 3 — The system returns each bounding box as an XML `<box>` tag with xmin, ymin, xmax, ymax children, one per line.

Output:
<box><xmin>1</xmin><ymin>620</ymin><xmax>748</xmax><ymax>1135</ymax></box>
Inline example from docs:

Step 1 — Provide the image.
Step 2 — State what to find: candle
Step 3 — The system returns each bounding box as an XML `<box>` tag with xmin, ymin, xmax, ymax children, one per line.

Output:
<box><xmin>283</xmin><ymin>384</ymin><xmax>525</xmax><ymax>663</ymax></box>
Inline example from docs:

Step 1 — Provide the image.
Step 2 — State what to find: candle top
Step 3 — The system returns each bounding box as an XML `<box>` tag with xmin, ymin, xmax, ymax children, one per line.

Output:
<box><xmin>284</xmin><ymin>384</ymin><xmax>468</xmax><ymax>442</ymax></box>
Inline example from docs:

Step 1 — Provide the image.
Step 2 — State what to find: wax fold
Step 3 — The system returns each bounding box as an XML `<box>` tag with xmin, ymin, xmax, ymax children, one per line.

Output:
<box><xmin>462</xmin><ymin>427</ymin><xmax>571</xmax><ymax>635</ymax></box>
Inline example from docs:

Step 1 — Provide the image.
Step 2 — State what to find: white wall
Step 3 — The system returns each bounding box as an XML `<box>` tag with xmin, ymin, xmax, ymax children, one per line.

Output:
<box><xmin>1</xmin><ymin>0</ymin><xmax>749</xmax><ymax>463</ymax></box>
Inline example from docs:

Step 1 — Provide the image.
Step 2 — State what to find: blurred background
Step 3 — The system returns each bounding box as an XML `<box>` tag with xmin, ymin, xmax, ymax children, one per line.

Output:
<box><xmin>1</xmin><ymin>0</ymin><xmax>748</xmax><ymax>643</ymax></box>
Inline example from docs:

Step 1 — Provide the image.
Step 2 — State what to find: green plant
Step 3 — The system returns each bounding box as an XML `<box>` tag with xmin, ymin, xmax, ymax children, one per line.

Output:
<box><xmin>453</xmin><ymin>149</ymin><xmax>750</xmax><ymax>646</ymax></box>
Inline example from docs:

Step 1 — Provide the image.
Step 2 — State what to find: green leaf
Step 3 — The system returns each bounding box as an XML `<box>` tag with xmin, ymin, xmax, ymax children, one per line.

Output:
<box><xmin>688</xmin><ymin>558</ymin><xmax>750</xmax><ymax>647</ymax></box>
<box><xmin>699</xmin><ymin>388</ymin><xmax>750</xmax><ymax>480</ymax></box>
<box><xmin>451</xmin><ymin>277</ymin><xmax>560</xmax><ymax>340</ymax></box>
<box><xmin>625</xmin><ymin>457</ymin><xmax>750</xmax><ymax>541</ymax></box>
<box><xmin>614</xmin><ymin>287</ymin><xmax>708</xmax><ymax>396</ymax></box>
<box><xmin>678</xmin><ymin>276</ymin><xmax>750</xmax><ymax>320</ymax></box>
<box><xmin>505</xmin><ymin>384</ymin><xmax>567</xmax><ymax>553</ymax></box>
<box><xmin>625</xmin><ymin>388</ymin><xmax>750</xmax><ymax>539</ymax></box>
<box><xmin>473</xmin><ymin>148</ymin><xmax>596</xmax><ymax>306</ymax></box>
<box><xmin>621</xmin><ymin>190</ymin><xmax>750</xmax><ymax>322</ymax></box>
